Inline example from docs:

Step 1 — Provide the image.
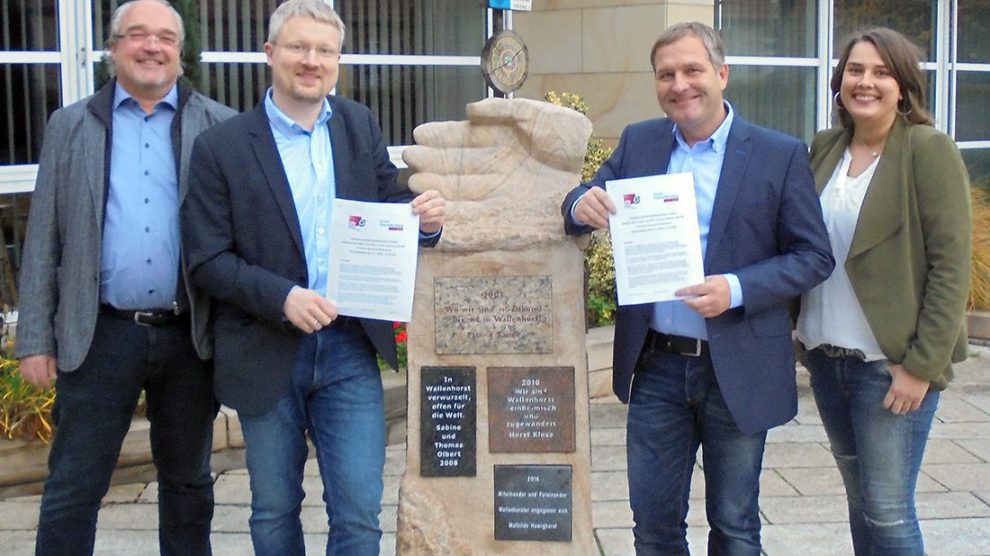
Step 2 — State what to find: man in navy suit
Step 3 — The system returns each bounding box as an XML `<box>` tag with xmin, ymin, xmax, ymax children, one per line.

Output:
<box><xmin>181</xmin><ymin>1</ymin><xmax>444</xmax><ymax>554</ymax></box>
<box><xmin>562</xmin><ymin>22</ymin><xmax>833</xmax><ymax>555</ymax></box>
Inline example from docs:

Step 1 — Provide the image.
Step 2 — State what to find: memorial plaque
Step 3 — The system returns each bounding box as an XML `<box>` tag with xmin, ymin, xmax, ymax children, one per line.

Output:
<box><xmin>494</xmin><ymin>465</ymin><xmax>572</xmax><ymax>542</ymax></box>
<box><xmin>488</xmin><ymin>367</ymin><xmax>575</xmax><ymax>453</ymax></box>
<box><xmin>420</xmin><ymin>366</ymin><xmax>476</xmax><ymax>477</ymax></box>
<box><xmin>434</xmin><ymin>276</ymin><xmax>553</xmax><ymax>354</ymax></box>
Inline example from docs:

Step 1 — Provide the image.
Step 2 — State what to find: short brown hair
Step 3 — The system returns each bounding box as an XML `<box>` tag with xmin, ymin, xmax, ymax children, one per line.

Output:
<box><xmin>650</xmin><ymin>22</ymin><xmax>726</xmax><ymax>73</ymax></box>
<box><xmin>832</xmin><ymin>27</ymin><xmax>933</xmax><ymax>128</ymax></box>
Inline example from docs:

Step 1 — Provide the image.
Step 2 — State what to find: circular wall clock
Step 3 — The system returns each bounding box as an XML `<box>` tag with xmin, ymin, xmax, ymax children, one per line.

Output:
<box><xmin>481</xmin><ymin>30</ymin><xmax>529</xmax><ymax>94</ymax></box>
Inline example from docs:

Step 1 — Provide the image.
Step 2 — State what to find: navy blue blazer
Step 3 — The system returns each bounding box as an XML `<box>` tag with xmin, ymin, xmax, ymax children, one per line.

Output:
<box><xmin>562</xmin><ymin>116</ymin><xmax>833</xmax><ymax>434</ymax></box>
<box><xmin>183</xmin><ymin>96</ymin><xmax>436</xmax><ymax>416</ymax></box>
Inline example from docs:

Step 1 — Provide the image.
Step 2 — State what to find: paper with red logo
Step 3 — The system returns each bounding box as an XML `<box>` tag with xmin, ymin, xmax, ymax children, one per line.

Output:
<box><xmin>329</xmin><ymin>198</ymin><xmax>420</xmax><ymax>321</ymax></box>
<box><xmin>605</xmin><ymin>172</ymin><xmax>704</xmax><ymax>305</ymax></box>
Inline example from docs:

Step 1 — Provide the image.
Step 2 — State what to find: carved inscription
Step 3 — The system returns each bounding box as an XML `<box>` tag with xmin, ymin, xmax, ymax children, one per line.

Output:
<box><xmin>434</xmin><ymin>276</ymin><xmax>553</xmax><ymax>354</ymax></box>
<box><xmin>488</xmin><ymin>367</ymin><xmax>575</xmax><ymax>453</ymax></box>
<box><xmin>494</xmin><ymin>465</ymin><xmax>572</xmax><ymax>542</ymax></box>
<box><xmin>420</xmin><ymin>367</ymin><xmax>476</xmax><ymax>477</ymax></box>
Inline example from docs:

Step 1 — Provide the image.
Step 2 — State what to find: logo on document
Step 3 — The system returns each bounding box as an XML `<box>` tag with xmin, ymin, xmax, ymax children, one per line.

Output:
<box><xmin>348</xmin><ymin>215</ymin><xmax>366</xmax><ymax>229</ymax></box>
<box><xmin>654</xmin><ymin>193</ymin><xmax>679</xmax><ymax>203</ymax></box>
<box><xmin>623</xmin><ymin>193</ymin><xmax>640</xmax><ymax>207</ymax></box>
<box><xmin>379</xmin><ymin>219</ymin><xmax>404</xmax><ymax>232</ymax></box>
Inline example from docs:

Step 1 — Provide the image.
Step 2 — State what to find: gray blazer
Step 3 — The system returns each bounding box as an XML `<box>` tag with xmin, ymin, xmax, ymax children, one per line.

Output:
<box><xmin>15</xmin><ymin>79</ymin><xmax>236</xmax><ymax>372</ymax></box>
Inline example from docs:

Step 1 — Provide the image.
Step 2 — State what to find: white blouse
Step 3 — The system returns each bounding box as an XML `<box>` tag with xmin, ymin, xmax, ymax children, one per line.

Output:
<box><xmin>797</xmin><ymin>148</ymin><xmax>885</xmax><ymax>361</ymax></box>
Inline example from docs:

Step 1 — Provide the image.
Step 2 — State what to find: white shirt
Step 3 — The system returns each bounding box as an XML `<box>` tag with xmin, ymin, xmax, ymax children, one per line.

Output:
<box><xmin>797</xmin><ymin>148</ymin><xmax>885</xmax><ymax>360</ymax></box>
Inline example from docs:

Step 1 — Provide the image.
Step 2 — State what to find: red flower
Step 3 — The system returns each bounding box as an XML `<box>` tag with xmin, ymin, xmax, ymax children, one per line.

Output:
<box><xmin>395</xmin><ymin>331</ymin><xmax>408</xmax><ymax>344</ymax></box>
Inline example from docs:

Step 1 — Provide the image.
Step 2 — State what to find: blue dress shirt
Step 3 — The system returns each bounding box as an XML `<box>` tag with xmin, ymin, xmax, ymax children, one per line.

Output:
<box><xmin>264</xmin><ymin>89</ymin><xmax>336</xmax><ymax>297</ymax></box>
<box><xmin>100</xmin><ymin>83</ymin><xmax>180</xmax><ymax>310</ymax></box>
<box><xmin>650</xmin><ymin>103</ymin><xmax>742</xmax><ymax>340</ymax></box>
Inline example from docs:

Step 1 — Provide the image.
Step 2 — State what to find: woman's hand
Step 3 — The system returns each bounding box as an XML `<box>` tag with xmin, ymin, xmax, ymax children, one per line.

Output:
<box><xmin>883</xmin><ymin>363</ymin><xmax>930</xmax><ymax>414</ymax></box>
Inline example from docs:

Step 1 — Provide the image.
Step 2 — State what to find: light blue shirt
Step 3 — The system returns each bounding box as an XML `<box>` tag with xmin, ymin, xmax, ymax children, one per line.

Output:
<box><xmin>651</xmin><ymin>102</ymin><xmax>743</xmax><ymax>340</ymax></box>
<box><xmin>100</xmin><ymin>83</ymin><xmax>180</xmax><ymax>310</ymax></box>
<box><xmin>264</xmin><ymin>89</ymin><xmax>336</xmax><ymax>297</ymax></box>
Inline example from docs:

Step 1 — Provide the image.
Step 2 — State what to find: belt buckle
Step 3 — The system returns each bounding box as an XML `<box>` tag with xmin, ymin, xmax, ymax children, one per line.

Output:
<box><xmin>685</xmin><ymin>339</ymin><xmax>702</xmax><ymax>357</ymax></box>
<box><xmin>133</xmin><ymin>311</ymin><xmax>155</xmax><ymax>327</ymax></box>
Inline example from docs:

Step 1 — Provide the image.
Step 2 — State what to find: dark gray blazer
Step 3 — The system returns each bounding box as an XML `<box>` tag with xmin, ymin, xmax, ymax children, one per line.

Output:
<box><xmin>15</xmin><ymin>79</ymin><xmax>236</xmax><ymax>370</ymax></box>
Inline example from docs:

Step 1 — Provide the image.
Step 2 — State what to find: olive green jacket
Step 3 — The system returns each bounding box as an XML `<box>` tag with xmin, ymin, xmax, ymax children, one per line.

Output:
<box><xmin>809</xmin><ymin>118</ymin><xmax>971</xmax><ymax>389</ymax></box>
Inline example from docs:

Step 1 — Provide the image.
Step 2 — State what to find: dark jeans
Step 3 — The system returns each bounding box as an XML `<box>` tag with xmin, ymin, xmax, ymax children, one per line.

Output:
<box><xmin>627</xmin><ymin>350</ymin><xmax>766</xmax><ymax>556</ymax></box>
<box><xmin>35</xmin><ymin>313</ymin><xmax>217</xmax><ymax>556</ymax></box>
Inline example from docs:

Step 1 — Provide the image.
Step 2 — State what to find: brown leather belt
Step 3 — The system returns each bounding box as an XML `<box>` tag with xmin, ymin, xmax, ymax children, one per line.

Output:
<box><xmin>644</xmin><ymin>329</ymin><xmax>709</xmax><ymax>358</ymax></box>
<box><xmin>100</xmin><ymin>304</ymin><xmax>185</xmax><ymax>327</ymax></box>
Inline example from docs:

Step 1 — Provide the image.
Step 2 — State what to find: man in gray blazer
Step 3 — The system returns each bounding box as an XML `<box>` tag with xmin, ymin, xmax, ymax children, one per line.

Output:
<box><xmin>15</xmin><ymin>1</ymin><xmax>234</xmax><ymax>554</ymax></box>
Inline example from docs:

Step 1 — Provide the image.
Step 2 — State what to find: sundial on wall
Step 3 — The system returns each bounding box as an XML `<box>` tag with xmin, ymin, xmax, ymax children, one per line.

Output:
<box><xmin>481</xmin><ymin>29</ymin><xmax>529</xmax><ymax>94</ymax></box>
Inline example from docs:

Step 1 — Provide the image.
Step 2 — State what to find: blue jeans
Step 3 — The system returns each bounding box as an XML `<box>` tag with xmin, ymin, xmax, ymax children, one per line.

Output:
<box><xmin>239</xmin><ymin>320</ymin><xmax>386</xmax><ymax>556</ymax></box>
<box><xmin>627</xmin><ymin>350</ymin><xmax>766</xmax><ymax>556</ymax></box>
<box><xmin>802</xmin><ymin>348</ymin><xmax>938</xmax><ymax>556</ymax></box>
<box><xmin>36</xmin><ymin>314</ymin><xmax>217</xmax><ymax>556</ymax></box>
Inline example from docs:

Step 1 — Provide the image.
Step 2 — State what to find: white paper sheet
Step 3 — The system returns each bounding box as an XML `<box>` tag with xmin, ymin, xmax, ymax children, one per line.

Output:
<box><xmin>328</xmin><ymin>199</ymin><xmax>420</xmax><ymax>322</ymax></box>
<box><xmin>605</xmin><ymin>173</ymin><xmax>705</xmax><ymax>305</ymax></box>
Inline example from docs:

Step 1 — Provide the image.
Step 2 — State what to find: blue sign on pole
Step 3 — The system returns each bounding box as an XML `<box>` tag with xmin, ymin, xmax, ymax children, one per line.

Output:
<box><xmin>488</xmin><ymin>0</ymin><xmax>532</xmax><ymax>10</ymax></box>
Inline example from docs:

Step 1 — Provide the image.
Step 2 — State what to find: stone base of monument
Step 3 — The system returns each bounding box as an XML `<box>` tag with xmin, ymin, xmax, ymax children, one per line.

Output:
<box><xmin>397</xmin><ymin>245</ymin><xmax>595</xmax><ymax>555</ymax></box>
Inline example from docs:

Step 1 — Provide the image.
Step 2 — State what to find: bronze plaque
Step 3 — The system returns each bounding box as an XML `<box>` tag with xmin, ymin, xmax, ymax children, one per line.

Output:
<box><xmin>494</xmin><ymin>465</ymin><xmax>572</xmax><ymax>542</ymax></box>
<box><xmin>434</xmin><ymin>276</ymin><xmax>553</xmax><ymax>354</ymax></box>
<box><xmin>488</xmin><ymin>367</ymin><xmax>575</xmax><ymax>453</ymax></box>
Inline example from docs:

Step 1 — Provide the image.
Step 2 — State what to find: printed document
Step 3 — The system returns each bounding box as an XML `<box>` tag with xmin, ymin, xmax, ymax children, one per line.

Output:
<box><xmin>605</xmin><ymin>173</ymin><xmax>705</xmax><ymax>305</ymax></box>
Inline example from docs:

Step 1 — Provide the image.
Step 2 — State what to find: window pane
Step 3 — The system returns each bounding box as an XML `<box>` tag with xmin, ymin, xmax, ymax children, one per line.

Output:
<box><xmin>963</xmin><ymin>149</ymin><xmax>990</xmax><ymax>188</ymax></box>
<box><xmin>200</xmin><ymin>62</ymin><xmax>269</xmax><ymax>112</ymax></box>
<box><xmin>339</xmin><ymin>65</ymin><xmax>486</xmax><ymax>145</ymax></box>
<box><xmin>337</xmin><ymin>0</ymin><xmax>484</xmax><ymax>56</ymax></box>
<box><xmin>2</xmin><ymin>1</ymin><xmax>58</xmax><ymax>51</ymax></box>
<box><xmin>716</xmin><ymin>0</ymin><xmax>816</xmax><ymax>57</ymax></box>
<box><xmin>0</xmin><ymin>64</ymin><xmax>61</xmax><ymax>164</ymax></box>
<box><xmin>833</xmin><ymin>0</ymin><xmax>935</xmax><ymax>61</ymax></box>
<box><xmin>955</xmin><ymin>72</ymin><xmax>990</xmax><ymax>142</ymax></box>
<box><xmin>725</xmin><ymin>65</ymin><xmax>816</xmax><ymax>143</ymax></box>
<box><xmin>957</xmin><ymin>0</ymin><xmax>990</xmax><ymax>63</ymax></box>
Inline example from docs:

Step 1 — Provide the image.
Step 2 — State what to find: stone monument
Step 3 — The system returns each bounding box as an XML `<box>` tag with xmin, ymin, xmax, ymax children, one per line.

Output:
<box><xmin>396</xmin><ymin>98</ymin><xmax>595</xmax><ymax>555</ymax></box>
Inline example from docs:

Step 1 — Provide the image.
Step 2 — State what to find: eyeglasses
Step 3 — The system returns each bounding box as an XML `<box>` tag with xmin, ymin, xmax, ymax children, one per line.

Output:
<box><xmin>274</xmin><ymin>42</ymin><xmax>339</xmax><ymax>59</ymax></box>
<box><xmin>115</xmin><ymin>30</ymin><xmax>180</xmax><ymax>47</ymax></box>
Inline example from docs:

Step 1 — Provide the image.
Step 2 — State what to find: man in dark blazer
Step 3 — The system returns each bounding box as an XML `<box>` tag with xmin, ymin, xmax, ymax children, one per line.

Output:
<box><xmin>181</xmin><ymin>1</ymin><xmax>444</xmax><ymax>555</ymax></box>
<box><xmin>562</xmin><ymin>22</ymin><xmax>833</xmax><ymax>555</ymax></box>
<box><xmin>16</xmin><ymin>1</ymin><xmax>235</xmax><ymax>554</ymax></box>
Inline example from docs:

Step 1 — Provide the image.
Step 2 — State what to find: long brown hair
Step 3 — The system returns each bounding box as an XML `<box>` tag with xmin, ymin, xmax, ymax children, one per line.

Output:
<box><xmin>832</xmin><ymin>27</ymin><xmax>933</xmax><ymax>128</ymax></box>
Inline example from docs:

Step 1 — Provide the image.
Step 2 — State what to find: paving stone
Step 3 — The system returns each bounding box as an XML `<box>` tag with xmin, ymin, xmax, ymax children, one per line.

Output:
<box><xmin>928</xmin><ymin>421</ymin><xmax>990</xmax><ymax>440</ymax></box>
<box><xmin>211</xmin><ymin>504</ymin><xmax>250</xmax><ymax>533</ymax></box>
<box><xmin>760</xmin><ymin>469</ymin><xmax>800</xmax><ymax>497</ymax></box>
<box><xmin>213</xmin><ymin>474</ymin><xmax>252</xmax><ymax>505</ymax></box>
<box><xmin>590</xmin><ymin>426</ymin><xmax>625</xmax><ymax>447</ymax></box>
<box><xmin>760</xmin><ymin>494</ymin><xmax>849</xmax><ymax>524</ymax></box>
<box><xmin>957</xmin><ymin>438</ymin><xmax>990</xmax><ymax>462</ymax></box>
<box><xmin>592</xmin><ymin>445</ymin><xmax>628</xmax><ymax>472</ymax></box>
<box><xmin>93</xmin><ymin>529</ymin><xmax>158</xmax><ymax>555</ymax></box>
<box><xmin>960</xmin><ymin>394</ymin><xmax>990</xmax><ymax>417</ymax></box>
<box><xmin>384</xmin><ymin>447</ymin><xmax>407</xmax><ymax>476</ymax></box>
<box><xmin>934</xmin><ymin>397</ymin><xmax>990</xmax><ymax>423</ymax></box>
<box><xmin>765</xmin><ymin>424</ymin><xmax>829</xmax><ymax>444</ymax></box>
<box><xmin>301</xmin><ymin>505</ymin><xmax>330</xmax><ymax>534</ymax></box>
<box><xmin>923</xmin><ymin>463</ymin><xmax>990</xmax><ymax>491</ymax></box>
<box><xmin>138</xmin><ymin>481</ymin><xmax>158</xmax><ymax>504</ymax></box>
<box><xmin>762</xmin><ymin>442</ymin><xmax>833</xmax><ymax>468</ymax></box>
<box><xmin>380</xmin><ymin>504</ymin><xmax>398</xmax><ymax>534</ymax></box>
<box><xmin>921</xmin><ymin>517</ymin><xmax>990</xmax><ymax>555</ymax></box>
<box><xmin>776</xmin><ymin>466</ymin><xmax>843</xmax><ymax>496</ymax></box>
<box><xmin>210</xmin><ymin>532</ymin><xmax>255</xmax><ymax>555</ymax></box>
<box><xmin>0</xmin><ymin>530</ymin><xmax>35</xmax><ymax>555</ymax></box>
<box><xmin>592</xmin><ymin>470</ymin><xmax>628</xmax><ymax>502</ymax></box>
<box><xmin>101</xmin><ymin>483</ymin><xmax>146</xmax><ymax>505</ymax></box>
<box><xmin>595</xmin><ymin>525</ymin><xmax>708</xmax><ymax>555</ymax></box>
<box><xmin>95</xmin><ymin>503</ymin><xmax>159</xmax><ymax>530</ymax></box>
<box><xmin>922</xmin><ymin>439</ymin><xmax>984</xmax><ymax>464</ymax></box>
<box><xmin>590</xmin><ymin>402</ymin><xmax>628</xmax><ymax>428</ymax></box>
<box><xmin>917</xmin><ymin>491</ymin><xmax>990</xmax><ymax>519</ymax></box>
<box><xmin>0</xmin><ymin>500</ymin><xmax>40</xmax><ymax>530</ymax></box>
<box><xmin>382</xmin><ymin>473</ymin><xmax>400</xmax><ymax>506</ymax></box>
<box><xmin>301</xmin><ymin>476</ymin><xmax>325</xmax><ymax>507</ymax></box>
<box><xmin>792</xmin><ymin>400</ymin><xmax>824</xmax><ymax>426</ymax></box>
<box><xmin>592</xmin><ymin>500</ymin><xmax>633</xmax><ymax>528</ymax></box>
<box><xmin>762</xmin><ymin>523</ymin><xmax>853</xmax><ymax>555</ymax></box>
<box><xmin>304</xmin><ymin>457</ymin><xmax>320</xmax><ymax>476</ymax></box>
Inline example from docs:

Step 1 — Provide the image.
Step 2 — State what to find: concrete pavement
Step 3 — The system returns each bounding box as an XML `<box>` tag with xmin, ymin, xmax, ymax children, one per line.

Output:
<box><xmin>2</xmin><ymin>345</ymin><xmax>989</xmax><ymax>555</ymax></box>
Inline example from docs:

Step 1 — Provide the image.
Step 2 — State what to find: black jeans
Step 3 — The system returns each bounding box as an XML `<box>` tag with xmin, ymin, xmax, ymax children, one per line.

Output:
<box><xmin>35</xmin><ymin>313</ymin><xmax>217</xmax><ymax>556</ymax></box>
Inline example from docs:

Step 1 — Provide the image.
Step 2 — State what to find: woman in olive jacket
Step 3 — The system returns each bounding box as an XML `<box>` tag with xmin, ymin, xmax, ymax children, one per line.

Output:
<box><xmin>796</xmin><ymin>27</ymin><xmax>971</xmax><ymax>556</ymax></box>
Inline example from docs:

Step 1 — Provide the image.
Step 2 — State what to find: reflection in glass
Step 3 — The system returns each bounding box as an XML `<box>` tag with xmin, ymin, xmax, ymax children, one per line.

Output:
<box><xmin>962</xmin><ymin>149</ymin><xmax>990</xmax><ymax>188</ymax></box>
<box><xmin>2</xmin><ymin>1</ymin><xmax>59</xmax><ymax>51</ymax></box>
<box><xmin>832</xmin><ymin>0</ymin><xmax>934</xmax><ymax>61</ymax></box>
<box><xmin>0</xmin><ymin>65</ymin><xmax>61</xmax><ymax>165</ymax></box>
<box><xmin>339</xmin><ymin>65</ymin><xmax>486</xmax><ymax>145</ymax></box>
<box><xmin>336</xmin><ymin>0</ymin><xmax>483</xmax><ymax>56</ymax></box>
<box><xmin>958</xmin><ymin>0</ymin><xmax>990</xmax><ymax>63</ymax></box>
<box><xmin>725</xmin><ymin>65</ymin><xmax>815</xmax><ymax>143</ymax></box>
<box><xmin>716</xmin><ymin>0</ymin><xmax>815</xmax><ymax>57</ymax></box>
<box><xmin>955</xmin><ymin>72</ymin><xmax>990</xmax><ymax>143</ymax></box>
